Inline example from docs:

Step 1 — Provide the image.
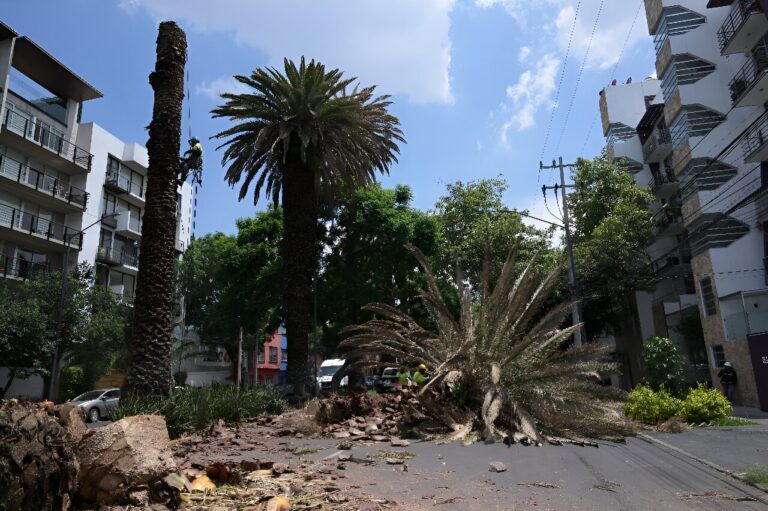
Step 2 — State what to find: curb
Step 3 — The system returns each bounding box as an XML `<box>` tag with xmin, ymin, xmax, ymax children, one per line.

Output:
<box><xmin>638</xmin><ymin>433</ymin><xmax>768</xmax><ymax>504</ymax></box>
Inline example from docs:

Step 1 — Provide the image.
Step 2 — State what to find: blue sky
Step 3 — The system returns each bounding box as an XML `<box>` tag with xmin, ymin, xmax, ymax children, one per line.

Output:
<box><xmin>4</xmin><ymin>0</ymin><xmax>654</xmax><ymax>236</ymax></box>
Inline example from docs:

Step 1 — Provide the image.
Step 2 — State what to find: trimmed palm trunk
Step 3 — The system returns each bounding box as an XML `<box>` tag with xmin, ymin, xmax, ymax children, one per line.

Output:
<box><xmin>123</xmin><ymin>22</ymin><xmax>187</xmax><ymax>397</ymax></box>
<box><xmin>282</xmin><ymin>160</ymin><xmax>317</xmax><ymax>395</ymax></box>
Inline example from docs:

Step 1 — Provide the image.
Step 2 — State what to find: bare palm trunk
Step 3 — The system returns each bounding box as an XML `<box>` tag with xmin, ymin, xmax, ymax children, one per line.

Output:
<box><xmin>124</xmin><ymin>21</ymin><xmax>187</xmax><ymax>397</ymax></box>
<box><xmin>282</xmin><ymin>160</ymin><xmax>316</xmax><ymax>397</ymax></box>
<box><xmin>236</xmin><ymin>325</ymin><xmax>243</xmax><ymax>387</ymax></box>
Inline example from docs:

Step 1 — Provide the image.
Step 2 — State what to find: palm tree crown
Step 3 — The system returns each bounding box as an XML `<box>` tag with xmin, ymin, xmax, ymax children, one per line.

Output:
<box><xmin>212</xmin><ymin>57</ymin><xmax>405</xmax><ymax>205</ymax></box>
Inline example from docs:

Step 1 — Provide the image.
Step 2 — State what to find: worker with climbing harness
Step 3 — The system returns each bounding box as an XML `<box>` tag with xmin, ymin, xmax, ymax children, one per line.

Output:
<box><xmin>178</xmin><ymin>137</ymin><xmax>203</xmax><ymax>186</ymax></box>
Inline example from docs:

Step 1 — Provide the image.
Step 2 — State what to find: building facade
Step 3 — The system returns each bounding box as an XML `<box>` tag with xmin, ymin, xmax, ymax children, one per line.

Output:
<box><xmin>601</xmin><ymin>0</ymin><xmax>768</xmax><ymax>406</ymax></box>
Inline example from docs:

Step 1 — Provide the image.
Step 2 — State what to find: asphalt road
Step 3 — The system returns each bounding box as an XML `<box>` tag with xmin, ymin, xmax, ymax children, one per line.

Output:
<box><xmin>294</xmin><ymin>436</ymin><xmax>768</xmax><ymax>511</ymax></box>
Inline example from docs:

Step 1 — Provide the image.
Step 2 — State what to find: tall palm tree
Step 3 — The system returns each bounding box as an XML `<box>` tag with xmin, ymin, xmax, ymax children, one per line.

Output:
<box><xmin>123</xmin><ymin>22</ymin><xmax>187</xmax><ymax>397</ymax></box>
<box><xmin>213</xmin><ymin>58</ymin><xmax>404</xmax><ymax>394</ymax></box>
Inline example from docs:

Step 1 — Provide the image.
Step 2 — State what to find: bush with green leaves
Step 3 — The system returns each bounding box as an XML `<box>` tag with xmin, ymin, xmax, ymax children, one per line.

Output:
<box><xmin>624</xmin><ymin>385</ymin><xmax>682</xmax><ymax>424</ymax></box>
<box><xmin>642</xmin><ymin>336</ymin><xmax>685</xmax><ymax>395</ymax></box>
<box><xmin>111</xmin><ymin>384</ymin><xmax>286</xmax><ymax>438</ymax></box>
<box><xmin>680</xmin><ymin>383</ymin><xmax>731</xmax><ymax>424</ymax></box>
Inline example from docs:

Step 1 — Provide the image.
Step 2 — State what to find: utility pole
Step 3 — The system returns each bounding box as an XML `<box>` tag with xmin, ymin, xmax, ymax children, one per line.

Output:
<box><xmin>540</xmin><ymin>157</ymin><xmax>584</xmax><ymax>346</ymax></box>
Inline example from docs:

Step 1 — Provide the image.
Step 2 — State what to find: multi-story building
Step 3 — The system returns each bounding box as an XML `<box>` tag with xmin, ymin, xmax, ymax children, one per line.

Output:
<box><xmin>601</xmin><ymin>1</ymin><xmax>768</xmax><ymax>407</ymax></box>
<box><xmin>0</xmin><ymin>22</ymin><xmax>195</xmax><ymax>307</ymax></box>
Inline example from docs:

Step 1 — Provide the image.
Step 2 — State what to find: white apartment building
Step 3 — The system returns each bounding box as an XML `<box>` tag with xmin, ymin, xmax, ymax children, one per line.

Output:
<box><xmin>0</xmin><ymin>21</ymin><xmax>195</xmax><ymax>305</ymax></box>
<box><xmin>601</xmin><ymin>0</ymin><xmax>768</xmax><ymax>408</ymax></box>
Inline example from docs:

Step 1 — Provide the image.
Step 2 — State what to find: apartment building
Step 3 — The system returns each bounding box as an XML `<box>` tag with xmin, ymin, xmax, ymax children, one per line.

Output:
<box><xmin>0</xmin><ymin>22</ymin><xmax>195</xmax><ymax>307</ymax></box>
<box><xmin>601</xmin><ymin>0</ymin><xmax>768</xmax><ymax>408</ymax></box>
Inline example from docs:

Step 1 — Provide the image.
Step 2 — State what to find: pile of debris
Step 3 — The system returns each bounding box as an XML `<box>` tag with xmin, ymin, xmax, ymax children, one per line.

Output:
<box><xmin>314</xmin><ymin>390</ymin><xmax>453</xmax><ymax>441</ymax></box>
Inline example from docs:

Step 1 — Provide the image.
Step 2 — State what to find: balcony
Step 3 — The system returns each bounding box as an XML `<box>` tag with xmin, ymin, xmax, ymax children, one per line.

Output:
<box><xmin>96</xmin><ymin>246</ymin><xmax>138</xmax><ymax>268</ymax></box>
<box><xmin>652</xmin><ymin>249</ymin><xmax>692</xmax><ymax>277</ymax></box>
<box><xmin>108</xmin><ymin>284</ymin><xmax>135</xmax><ymax>306</ymax></box>
<box><xmin>0</xmin><ymin>203</ymin><xmax>82</xmax><ymax>249</ymax></box>
<box><xmin>655</xmin><ymin>207</ymin><xmax>684</xmax><ymax>237</ymax></box>
<box><xmin>642</xmin><ymin>127</ymin><xmax>673</xmax><ymax>163</ymax></box>
<box><xmin>0</xmin><ymin>254</ymin><xmax>57</xmax><ymax>281</ymax></box>
<box><xmin>2</xmin><ymin>107</ymin><xmax>92</xmax><ymax>172</ymax></box>
<box><xmin>743</xmin><ymin>110</ymin><xmax>768</xmax><ymax>162</ymax></box>
<box><xmin>729</xmin><ymin>51</ymin><xmax>768</xmax><ymax>107</ymax></box>
<box><xmin>717</xmin><ymin>0</ymin><xmax>768</xmax><ymax>54</ymax></box>
<box><xmin>0</xmin><ymin>154</ymin><xmax>88</xmax><ymax>211</ymax></box>
<box><xmin>650</xmin><ymin>165</ymin><xmax>678</xmax><ymax>197</ymax></box>
<box><xmin>115</xmin><ymin>213</ymin><xmax>141</xmax><ymax>240</ymax></box>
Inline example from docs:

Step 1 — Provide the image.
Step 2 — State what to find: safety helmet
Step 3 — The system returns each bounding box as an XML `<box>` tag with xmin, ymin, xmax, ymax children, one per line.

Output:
<box><xmin>189</xmin><ymin>137</ymin><xmax>200</xmax><ymax>144</ymax></box>
<box><xmin>418</xmin><ymin>363</ymin><xmax>427</xmax><ymax>371</ymax></box>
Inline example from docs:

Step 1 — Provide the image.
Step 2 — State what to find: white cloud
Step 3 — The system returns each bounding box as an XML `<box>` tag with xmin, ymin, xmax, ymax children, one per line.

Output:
<box><xmin>196</xmin><ymin>76</ymin><xmax>251</xmax><ymax>101</ymax></box>
<box><xmin>121</xmin><ymin>0</ymin><xmax>456</xmax><ymax>104</ymax></box>
<box><xmin>499</xmin><ymin>54</ymin><xmax>560</xmax><ymax>141</ymax></box>
<box><xmin>517</xmin><ymin>46</ymin><xmax>531</xmax><ymax>62</ymax></box>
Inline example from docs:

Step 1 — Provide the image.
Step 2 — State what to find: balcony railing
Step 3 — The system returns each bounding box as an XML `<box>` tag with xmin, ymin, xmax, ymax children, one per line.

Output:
<box><xmin>729</xmin><ymin>50</ymin><xmax>768</xmax><ymax>105</ymax></box>
<box><xmin>743</xmin><ymin>110</ymin><xmax>768</xmax><ymax>161</ymax></box>
<box><xmin>96</xmin><ymin>246</ymin><xmax>138</xmax><ymax>267</ymax></box>
<box><xmin>650</xmin><ymin>166</ymin><xmax>677</xmax><ymax>194</ymax></box>
<box><xmin>717</xmin><ymin>0</ymin><xmax>765</xmax><ymax>53</ymax></box>
<box><xmin>652</xmin><ymin>249</ymin><xmax>692</xmax><ymax>275</ymax></box>
<box><xmin>0</xmin><ymin>254</ymin><xmax>57</xmax><ymax>280</ymax></box>
<box><xmin>642</xmin><ymin>127</ymin><xmax>672</xmax><ymax>162</ymax></box>
<box><xmin>105</xmin><ymin>170</ymin><xmax>145</xmax><ymax>199</ymax></box>
<box><xmin>0</xmin><ymin>154</ymin><xmax>88</xmax><ymax>209</ymax></box>
<box><xmin>0</xmin><ymin>203</ymin><xmax>83</xmax><ymax>248</ymax></box>
<box><xmin>2</xmin><ymin>107</ymin><xmax>92</xmax><ymax>171</ymax></box>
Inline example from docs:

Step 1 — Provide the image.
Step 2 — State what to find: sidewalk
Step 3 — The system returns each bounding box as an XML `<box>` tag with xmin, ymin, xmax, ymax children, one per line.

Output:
<box><xmin>645</xmin><ymin>419</ymin><xmax>768</xmax><ymax>475</ymax></box>
<box><xmin>733</xmin><ymin>406</ymin><xmax>768</xmax><ymax>426</ymax></box>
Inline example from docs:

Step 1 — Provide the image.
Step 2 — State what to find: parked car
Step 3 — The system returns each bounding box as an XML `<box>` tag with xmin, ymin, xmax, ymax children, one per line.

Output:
<box><xmin>365</xmin><ymin>375</ymin><xmax>379</xmax><ymax>389</ymax></box>
<box><xmin>375</xmin><ymin>367</ymin><xmax>399</xmax><ymax>392</ymax></box>
<box><xmin>69</xmin><ymin>388</ymin><xmax>121</xmax><ymax>423</ymax></box>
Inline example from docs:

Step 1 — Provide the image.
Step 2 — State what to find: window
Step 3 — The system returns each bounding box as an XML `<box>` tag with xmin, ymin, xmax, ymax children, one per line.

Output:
<box><xmin>103</xmin><ymin>192</ymin><xmax>117</xmax><ymax>216</ymax></box>
<box><xmin>269</xmin><ymin>347</ymin><xmax>278</xmax><ymax>364</ymax></box>
<box><xmin>711</xmin><ymin>345</ymin><xmax>726</xmax><ymax>368</ymax></box>
<box><xmin>699</xmin><ymin>277</ymin><xmax>717</xmax><ymax>316</ymax></box>
<box><xmin>281</xmin><ymin>349</ymin><xmax>287</xmax><ymax>362</ymax></box>
<box><xmin>257</xmin><ymin>347</ymin><xmax>264</xmax><ymax>363</ymax></box>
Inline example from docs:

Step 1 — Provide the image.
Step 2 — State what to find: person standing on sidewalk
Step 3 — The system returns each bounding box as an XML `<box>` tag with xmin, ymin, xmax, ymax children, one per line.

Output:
<box><xmin>718</xmin><ymin>362</ymin><xmax>738</xmax><ymax>402</ymax></box>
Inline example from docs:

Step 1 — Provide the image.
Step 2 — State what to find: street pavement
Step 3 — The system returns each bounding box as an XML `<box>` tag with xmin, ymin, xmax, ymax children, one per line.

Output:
<box><xmin>272</xmin><ymin>432</ymin><xmax>768</xmax><ymax>511</ymax></box>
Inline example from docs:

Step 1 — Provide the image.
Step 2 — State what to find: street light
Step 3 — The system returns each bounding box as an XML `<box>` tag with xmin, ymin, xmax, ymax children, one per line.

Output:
<box><xmin>48</xmin><ymin>212</ymin><xmax>121</xmax><ymax>401</ymax></box>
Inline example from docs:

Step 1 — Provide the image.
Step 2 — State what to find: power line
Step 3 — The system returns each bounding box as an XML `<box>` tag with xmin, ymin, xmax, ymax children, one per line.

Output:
<box><xmin>539</xmin><ymin>0</ymin><xmax>581</xmax><ymax>165</ymax></box>
<box><xmin>554</xmin><ymin>0</ymin><xmax>605</xmax><ymax>155</ymax></box>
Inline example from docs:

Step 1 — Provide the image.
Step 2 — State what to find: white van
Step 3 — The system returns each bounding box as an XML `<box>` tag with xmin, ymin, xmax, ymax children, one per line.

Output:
<box><xmin>316</xmin><ymin>359</ymin><xmax>348</xmax><ymax>392</ymax></box>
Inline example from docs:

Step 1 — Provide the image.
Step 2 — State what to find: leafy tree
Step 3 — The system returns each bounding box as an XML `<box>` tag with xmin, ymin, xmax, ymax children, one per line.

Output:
<box><xmin>434</xmin><ymin>177</ymin><xmax>557</xmax><ymax>288</ymax></box>
<box><xmin>641</xmin><ymin>336</ymin><xmax>685</xmax><ymax>395</ymax></box>
<box><xmin>317</xmin><ymin>184</ymin><xmax>439</xmax><ymax>354</ymax></box>
<box><xmin>178</xmin><ymin>207</ymin><xmax>283</xmax><ymax>380</ymax></box>
<box><xmin>212</xmin><ymin>57</ymin><xmax>404</xmax><ymax>393</ymax></box>
<box><xmin>569</xmin><ymin>153</ymin><xmax>655</xmax><ymax>334</ymax></box>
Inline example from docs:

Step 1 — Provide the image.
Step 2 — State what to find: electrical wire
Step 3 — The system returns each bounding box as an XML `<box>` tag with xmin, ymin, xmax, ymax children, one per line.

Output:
<box><xmin>539</xmin><ymin>0</ymin><xmax>581</xmax><ymax>167</ymax></box>
<box><xmin>543</xmin><ymin>187</ymin><xmax>564</xmax><ymax>222</ymax></box>
<box><xmin>554</xmin><ymin>0</ymin><xmax>605</xmax><ymax>155</ymax></box>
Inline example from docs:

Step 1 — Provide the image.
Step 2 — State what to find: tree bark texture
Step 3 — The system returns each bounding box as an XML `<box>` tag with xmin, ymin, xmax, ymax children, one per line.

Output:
<box><xmin>123</xmin><ymin>22</ymin><xmax>187</xmax><ymax>397</ymax></box>
<box><xmin>282</xmin><ymin>160</ymin><xmax>317</xmax><ymax>396</ymax></box>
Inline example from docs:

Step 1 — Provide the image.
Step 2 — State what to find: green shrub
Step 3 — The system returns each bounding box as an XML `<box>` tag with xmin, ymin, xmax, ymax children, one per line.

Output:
<box><xmin>642</xmin><ymin>336</ymin><xmax>685</xmax><ymax>395</ymax></box>
<box><xmin>624</xmin><ymin>385</ymin><xmax>682</xmax><ymax>424</ymax></box>
<box><xmin>706</xmin><ymin>416</ymin><xmax>756</xmax><ymax>427</ymax></box>
<box><xmin>111</xmin><ymin>385</ymin><xmax>287</xmax><ymax>438</ymax></box>
<box><xmin>743</xmin><ymin>465</ymin><xmax>768</xmax><ymax>486</ymax></box>
<box><xmin>680</xmin><ymin>384</ymin><xmax>731</xmax><ymax>424</ymax></box>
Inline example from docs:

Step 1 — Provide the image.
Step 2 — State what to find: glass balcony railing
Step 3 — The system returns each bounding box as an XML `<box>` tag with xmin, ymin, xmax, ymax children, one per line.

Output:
<box><xmin>2</xmin><ymin>106</ymin><xmax>93</xmax><ymax>171</ymax></box>
<box><xmin>0</xmin><ymin>203</ymin><xmax>83</xmax><ymax>248</ymax></box>
<box><xmin>0</xmin><ymin>154</ymin><xmax>88</xmax><ymax>208</ymax></box>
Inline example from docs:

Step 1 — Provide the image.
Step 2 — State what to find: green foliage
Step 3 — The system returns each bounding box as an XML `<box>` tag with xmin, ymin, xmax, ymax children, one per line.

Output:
<box><xmin>624</xmin><ymin>385</ymin><xmax>682</xmax><ymax>424</ymax></box>
<box><xmin>743</xmin><ymin>465</ymin><xmax>768</xmax><ymax>486</ymax></box>
<box><xmin>706</xmin><ymin>416</ymin><xmax>756</xmax><ymax>427</ymax></box>
<box><xmin>680</xmin><ymin>384</ymin><xmax>731</xmax><ymax>424</ymax></box>
<box><xmin>111</xmin><ymin>385</ymin><xmax>287</xmax><ymax>438</ymax></box>
<box><xmin>173</xmin><ymin>371</ymin><xmax>187</xmax><ymax>386</ymax></box>
<box><xmin>642</xmin><ymin>336</ymin><xmax>686</xmax><ymax>395</ymax></box>
<box><xmin>570</xmin><ymin>153</ymin><xmax>655</xmax><ymax>331</ymax></box>
<box><xmin>317</xmin><ymin>184</ymin><xmax>440</xmax><ymax>353</ymax></box>
<box><xmin>434</xmin><ymin>177</ymin><xmax>557</xmax><ymax>287</ymax></box>
<box><xmin>60</xmin><ymin>366</ymin><xmax>88</xmax><ymax>401</ymax></box>
<box><xmin>179</xmin><ymin>207</ymin><xmax>282</xmax><ymax>357</ymax></box>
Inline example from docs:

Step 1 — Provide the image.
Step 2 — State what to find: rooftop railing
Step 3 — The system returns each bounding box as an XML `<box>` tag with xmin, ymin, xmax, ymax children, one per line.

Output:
<box><xmin>0</xmin><ymin>153</ymin><xmax>88</xmax><ymax>208</ymax></box>
<box><xmin>3</xmin><ymin>106</ymin><xmax>92</xmax><ymax>171</ymax></box>
<box><xmin>0</xmin><ymin>203</ymin><xmax>83</xmax><ymax>248</ymax></box>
